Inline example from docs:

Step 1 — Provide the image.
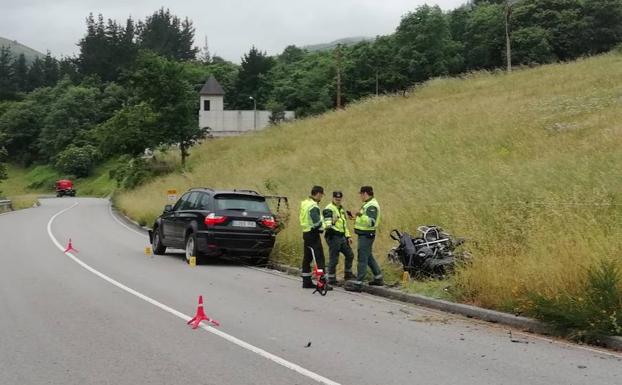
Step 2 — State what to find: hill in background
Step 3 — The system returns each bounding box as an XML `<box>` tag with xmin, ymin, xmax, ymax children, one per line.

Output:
<box><xmin>303</xmin><ymin>36</ymin><xmax>372</xmax><ymax>51</ymax></box>
<box><xmin>0</xmin><ymin>36</ymin><xmax>44</xmax><ymax>63</ymax></box>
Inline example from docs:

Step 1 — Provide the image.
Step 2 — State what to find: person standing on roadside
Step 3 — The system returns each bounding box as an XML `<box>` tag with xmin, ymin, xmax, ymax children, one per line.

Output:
<box><xmin>345</xmin><ymin>186</ymin><xmax>384</xmax><ymax>292</ymax></box>
<box><xmin>299</xmin><ymin>186</ymin><xmax>331</xmax><ymax>290</ymax></box>
<box><xmin>322</xmin><ymin>191</ymin><xmax>355</xmax><ymax>285</ymax></box>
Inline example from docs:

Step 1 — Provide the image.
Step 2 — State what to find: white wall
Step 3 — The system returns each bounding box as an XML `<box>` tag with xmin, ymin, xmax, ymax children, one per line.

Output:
<box><xmin>200</xmin><ymin>110</ymin><xmax>295</xmax><ymax>137</ymax></box>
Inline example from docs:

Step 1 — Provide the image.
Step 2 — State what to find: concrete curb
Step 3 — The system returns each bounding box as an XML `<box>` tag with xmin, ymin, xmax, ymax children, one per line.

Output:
<box><xmin>601</xmin><ymin>336</ymin><xmax>622</xmax><ymax>351</ymax></box>
<box><xmin>108</xmin><ymin>202</ymin><xmax>152</xmax><ymax>234</ymax></box>
<box><xmin>109</xmin><ymin>202</ymin><xmax>622</xmax><ymax>352</ymax></box>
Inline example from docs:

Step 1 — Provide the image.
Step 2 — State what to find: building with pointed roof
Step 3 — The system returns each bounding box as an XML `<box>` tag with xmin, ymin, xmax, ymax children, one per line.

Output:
<box><xmin>198</xmin><ymin>76</ymin><xmax>294</xmax><ymax>137</ymax></box>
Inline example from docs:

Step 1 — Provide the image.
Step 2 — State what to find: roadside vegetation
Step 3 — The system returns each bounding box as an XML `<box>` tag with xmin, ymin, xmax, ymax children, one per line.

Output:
<box><xmin>117</xmin><ymin>51</ymin><xmax>622</xmax><ymax>341</ymax></box>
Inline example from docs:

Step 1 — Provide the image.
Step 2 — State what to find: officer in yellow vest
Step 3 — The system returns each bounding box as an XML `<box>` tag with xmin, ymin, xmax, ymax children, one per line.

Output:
<box><xmin>299</xmin><ymin>185</ymin><xmax>331</xmax><ymax>289</ymax></box>
<box><xmin>322</xmin><ymin>191</ymin><xmax>355</xmax><ymax>285</ymax></box>
<box><xmin>345</xmin><ymin>186</ymin><xmax>384</xmax><ymax>292</ymax></box>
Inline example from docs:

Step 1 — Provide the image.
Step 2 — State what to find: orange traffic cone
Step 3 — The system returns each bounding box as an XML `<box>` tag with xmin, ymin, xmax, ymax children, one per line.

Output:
<box><xmin>64</xmin><ymin>238</ymin><xmax>78</xmax><ymax>253</ymax></box>
<box><xmin>187</xmin><ymin>295</ymin><xmax>220</xmax><ymax>329</ymax></box>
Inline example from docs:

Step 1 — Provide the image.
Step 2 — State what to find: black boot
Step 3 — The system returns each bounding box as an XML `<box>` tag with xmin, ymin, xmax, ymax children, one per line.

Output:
<box><xmin>344</xmin><ymin>280</ymin><xmax>362</xmax><ymax>292</ymax></box>
<box><xmin>368</xmin><ymin>278</ymin><xmax>384</xmax><ymax>286</ymax></box>
<box><xmin>302</xmin><ymin>278</ymin><xmax>315</xmax><ymax>289</ymax></box>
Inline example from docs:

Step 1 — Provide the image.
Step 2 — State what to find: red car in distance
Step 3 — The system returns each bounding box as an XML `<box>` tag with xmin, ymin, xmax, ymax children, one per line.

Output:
<box><xmin>55</xmin><ymin>179</ymin><xmax>76</xmax><ymax>197</ymax></box>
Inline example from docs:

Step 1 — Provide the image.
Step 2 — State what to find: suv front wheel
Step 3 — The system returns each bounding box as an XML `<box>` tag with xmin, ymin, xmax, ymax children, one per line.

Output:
<box><xmin>152</xmin><ymin>227</ymin><xmax>166</xmax><ymax>255</ymax></box>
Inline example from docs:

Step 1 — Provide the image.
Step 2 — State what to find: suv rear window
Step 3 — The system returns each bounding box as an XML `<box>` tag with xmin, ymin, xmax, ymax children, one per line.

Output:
<box><xmin>214</xmin><ymin>194</ymin><xmax>270</xmax><ymax>212</ymax></box>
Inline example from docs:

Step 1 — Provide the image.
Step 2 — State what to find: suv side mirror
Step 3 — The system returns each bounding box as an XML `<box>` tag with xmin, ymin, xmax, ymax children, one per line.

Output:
<box><xmin>163</xmin><ymin>204</ymin><xmax>173</xmax><ymax>213</ymax></box>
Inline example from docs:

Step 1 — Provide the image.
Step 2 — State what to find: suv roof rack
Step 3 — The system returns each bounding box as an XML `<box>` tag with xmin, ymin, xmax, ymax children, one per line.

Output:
<box><xmin>232</xmin><ymin>189</ymin><xmax>260</xmax><ymax>195</ymax></box>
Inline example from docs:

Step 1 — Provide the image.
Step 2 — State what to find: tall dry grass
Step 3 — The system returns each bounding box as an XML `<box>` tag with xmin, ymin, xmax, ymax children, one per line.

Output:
<box><xmin>116</xmin><ymin>52</ymin><xmax>622</xmax><ymax>314</ymax></box>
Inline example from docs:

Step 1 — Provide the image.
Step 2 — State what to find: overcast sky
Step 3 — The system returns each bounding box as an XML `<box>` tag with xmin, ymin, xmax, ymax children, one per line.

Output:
<box><xmin>0</xmin><ymin>0</ymin><xmax>465</xmax><ymax>62</ymax></box>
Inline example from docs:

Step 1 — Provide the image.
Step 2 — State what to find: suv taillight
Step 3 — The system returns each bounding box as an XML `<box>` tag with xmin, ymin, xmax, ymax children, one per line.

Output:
<box><xmin>261</xmin><ymin>216</ymin><xmax>277</xmax><ymax>229</ymax></box>
<box><xmin>205</xmin><ymin>213</ymin><xmax>227</xmax><ymax>226</ymax></box>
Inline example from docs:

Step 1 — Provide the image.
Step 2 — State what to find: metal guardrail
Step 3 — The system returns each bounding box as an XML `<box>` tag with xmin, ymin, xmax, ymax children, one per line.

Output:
<box><xmin>0</xmin><ymin>199</ymin><xmax>13</xmax><ymax>213</ymax></box>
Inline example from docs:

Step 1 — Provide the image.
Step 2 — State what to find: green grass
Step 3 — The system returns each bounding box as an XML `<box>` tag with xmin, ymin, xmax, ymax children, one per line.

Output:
<box><xmin>114</xmin><ymin>52</ymin><xmax>622</xmax><ymax>335</ymax></box>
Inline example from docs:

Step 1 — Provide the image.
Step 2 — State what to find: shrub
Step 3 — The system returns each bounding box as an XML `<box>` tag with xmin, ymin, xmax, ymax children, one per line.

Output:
<box><xmin>55</xmin><ymin>145</ymin><xmax>100</xmax><ymax>178</ymax></box>
<box><xmin>109</xmin><ymin>156</ymin><xmax>176</xmax><ymax>190</ymax></box>
<box><xmin>529</xmin><ymin>259</ymin><xmax>622</xmax><ymax>342</ymax></box>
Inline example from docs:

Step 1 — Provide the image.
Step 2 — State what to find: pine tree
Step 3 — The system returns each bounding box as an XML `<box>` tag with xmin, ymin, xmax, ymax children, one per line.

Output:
<box><xmin>137</xmin><ymin>8</ymin><xmax>198</xmax><ymax>61</ymax></box>
<box><xmin>59</xmin><ymin>57</ymin><xmax>80</xmax><ymax>83</ymax></box>
<box><xmin>233</xmin><ymin>46</ymin><xmax>275</xmax><ymax>109</ymax></box>
<box><xmin>27</xmin><ymin>57</ymin><xmax>45</xmax><ymax>91</ymax></box>
<box><xmin>0</xmin><ymin>46</ymin><xmax>16</xmax><ymax>100</ymax></box>
<box><xmin>12</xmin><ymin>53</ymin><xmax>28</xmax><ymax>92</ymax></box>
<box><xmin>42</xmin><ymin>51</ymin><xmax>59</xmax><ymax>86</ymax></box>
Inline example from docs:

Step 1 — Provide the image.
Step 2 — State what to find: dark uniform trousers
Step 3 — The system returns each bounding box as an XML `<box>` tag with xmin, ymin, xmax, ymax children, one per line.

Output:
<box><xmin>356</xmin><ymin>233</ymin><xmax>382</xmax><ymax>282</ymax></box>
<box><xmin>326</xmin><ymin>232</ymin><xmax>354</xmax><ymax>278</ymax></box>
<box><xmin>302</xmin><ymin>231</ymin><xmax>325</xmax><ymax>279</ymax></box>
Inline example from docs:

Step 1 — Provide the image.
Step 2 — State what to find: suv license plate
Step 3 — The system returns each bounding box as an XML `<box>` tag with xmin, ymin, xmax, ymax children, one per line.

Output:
<box><xmin>232</xmin><ymin>220</ymin><xmax>256</xmax><ymax>228</ymax></box>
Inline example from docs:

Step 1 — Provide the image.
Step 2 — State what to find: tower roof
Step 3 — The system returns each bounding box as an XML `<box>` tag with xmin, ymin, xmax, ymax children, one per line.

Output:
<box><xmin>200</xmin><ymin>76</ymin><xmax>225</xmax><ymax>96</ymax></box>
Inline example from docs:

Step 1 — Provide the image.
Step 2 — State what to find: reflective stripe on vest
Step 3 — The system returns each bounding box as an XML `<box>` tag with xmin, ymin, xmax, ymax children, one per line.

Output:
<box><xmin>354</xmin><ymin>198</ymin><xmax>380</xmax><ymax>232</ymax></box>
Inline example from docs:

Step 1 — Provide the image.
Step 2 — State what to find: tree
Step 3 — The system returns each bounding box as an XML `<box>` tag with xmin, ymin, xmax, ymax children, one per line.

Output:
<box><xmin>59</xmin><ymin>57</ymin><xmax>81</xmax><ymax>84</ymax></box>
<box><xmin>55</xmin><ymin>144</ymin><xmax>99</xmax><ymax>177</ymax></box>
<box><xmin>78</xmin><ymin>14</ymin><xmax>138</xmax><ymax>82</ymax></box>
<box><xmin>233</xmin><ymin>46</ymin><xmax>275</xmax><ymax>109</ymax></box>
<box><xmin>0</xmin><ymin>146</ymin><xmax>7</xmax><ymax>194</ymax></box>
<box><xmin>371</xmin><ymin>35</ymin><xmax>410</xmax><ymax>93</ymax></box>
<box><xmin>583</xmin><ymin>0</ymin><xmax>622</xmax><ymax>54</ymax></box>
<box><xmin>128</xmin><ymin>51</ymin><xmax>202</xmax><ymax>167</ymax></box>
<box><xmin>0</xmin><ymin>97</ymin><xmax>47</xmax><ymax>164</ymax></box>
<box><xmin>511</xmin><ymin>26</ymin><xmax>556</xmax><ymax>65</ymax></box>
<box><xmin>96</xmin><ymin>102</ymin><xmax>159</xmax><ymax>157</ymax></box>
<box><xmin>27</xmin><ymin>57</ymin><xmax>45</xmax><ymax>91</ymax></box>
<box><xmin>0</xmin><ymin>46</ymin><xmax>16</xmax><ymax>100</ymax></box>
<box><xmin>267</xmin><ymin>49</ymin><xmax>335</xmax><ymax>117</ymax></box>
<box><xmin>464</xmin><ymin>3</ymin><xmax>505</xmax><ymax>70</ymax></box>
<box><xmin>137</xmin><ymin>8</ymin><xmax>198</xmax><ymax>61</ymax></box>
<box><xmin>12</xmin><ymin>53</ymin><xmax>28</xmax><ymax>93</ymax></box>
<box><xmin>394</xmin><ymin>5</ymin><xmax>464</xmax><ymax>84</ymax></box>
<box><xmin>38</xmin><ymin>82</ymin><xmax>102</xmax><ymax>162</ymax></box>
<box><xmin>42</xmin><ymin>51</ymin><xmax>59</xmax><ymax>87</ymax></box>
<box><xmin>511</xmin><ymin>0</ymin><xmax>587</xmax><ymax>61</ymax></box>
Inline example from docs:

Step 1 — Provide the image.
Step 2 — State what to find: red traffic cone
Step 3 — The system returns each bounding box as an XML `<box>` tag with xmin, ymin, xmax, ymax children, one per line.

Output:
<box><xmin>64</xmin><ymin>238</ymin><xmax>78</xmax><ymax>253</ymax></box>
<box><xmin>187</xmin><ymin>295</ymin><xmax>220</xmax><ymax>329</ymax></box>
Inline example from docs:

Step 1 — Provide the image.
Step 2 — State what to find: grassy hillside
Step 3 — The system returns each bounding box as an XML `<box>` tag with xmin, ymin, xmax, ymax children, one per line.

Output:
<box><xmin>116</xmin><ymin>52</ymin><xmax>622</xmax><ymax>333</ymax></box>
<box><xmin>0</xmin><ymin>36</ymin><xmax>44</xmax><ymax>63</ymax></box>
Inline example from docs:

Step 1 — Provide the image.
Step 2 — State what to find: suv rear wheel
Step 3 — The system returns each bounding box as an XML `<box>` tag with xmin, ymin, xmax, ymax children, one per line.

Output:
<box><xmin>185</xmin><ymin>233</ymin><xmax>202</xmax><ymax>264</ymax></box>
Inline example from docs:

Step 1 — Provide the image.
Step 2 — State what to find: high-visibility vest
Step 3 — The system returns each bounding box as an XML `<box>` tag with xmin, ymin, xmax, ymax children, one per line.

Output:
<box><xmin>354</xmin><ymin>198</ymin><xmax>380</xmax><ymax>232</ymax></box>
<box><xmin>299</xmin><ymin>198</ymin><xmax>322</xmax><ymax>233</ymax></box>
<box><xmin>323</xmin><ymin>202</ymin><xmax>351</xmax><ymax>237</ymax></box>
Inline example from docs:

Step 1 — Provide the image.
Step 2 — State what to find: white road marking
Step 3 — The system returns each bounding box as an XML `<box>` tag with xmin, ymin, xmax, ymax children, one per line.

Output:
<box><xmin>47</xmin><ymin>202</ymin><xmax>341</xmax><ymax>385</ymax></box>
<box><xmin>108</xmin><ymin>202</ymin><xmax>149</xmax><ymax>238</ymax></box>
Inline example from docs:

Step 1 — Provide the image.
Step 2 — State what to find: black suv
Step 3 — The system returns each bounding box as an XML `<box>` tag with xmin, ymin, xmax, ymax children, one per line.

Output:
<box><xmin>149</xmin><ymin>188</ymin><xmax>278</xmax><ymax>263</ymax></box>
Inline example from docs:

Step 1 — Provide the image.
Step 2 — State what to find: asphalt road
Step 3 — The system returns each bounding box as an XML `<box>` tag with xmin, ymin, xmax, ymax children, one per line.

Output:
<box><xmin>1</xmin><ymin>198</ymin><xmax>621</xmax><ymax>385</ymax></box>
